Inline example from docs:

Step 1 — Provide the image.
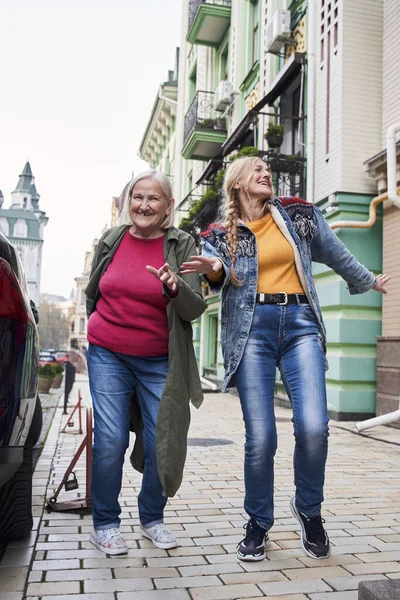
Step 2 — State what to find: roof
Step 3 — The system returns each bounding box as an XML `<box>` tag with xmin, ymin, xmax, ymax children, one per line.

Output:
<box><xmin>13</xmin><ymin>161</ymin><xmax>35</xmax><ymax>193</ymax></box>
<box><xmin>0</xmin><ymin>208</ymin><xmax>42</xmax><ymax>240</ymax></box>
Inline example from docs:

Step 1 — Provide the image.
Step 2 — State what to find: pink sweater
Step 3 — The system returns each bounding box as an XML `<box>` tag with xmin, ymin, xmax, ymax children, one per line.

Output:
<box><xmin>87</xmin><ymin>231</ymin><xmax>169</xmax><ymax>356</ymax></box>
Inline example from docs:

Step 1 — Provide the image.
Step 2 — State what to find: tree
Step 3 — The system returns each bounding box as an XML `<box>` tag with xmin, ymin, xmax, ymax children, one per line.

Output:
<box><xmin>38</xmin><ymin>295</ymin><xmax>69</xmax><ymax>350</ymax></box>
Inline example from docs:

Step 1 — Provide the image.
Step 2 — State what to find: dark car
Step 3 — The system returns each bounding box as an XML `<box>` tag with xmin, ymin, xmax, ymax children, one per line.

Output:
<box><xmin>0</xmin><ymin>231</ymin><xmax>42</xmax><ymax>541</ymax></box>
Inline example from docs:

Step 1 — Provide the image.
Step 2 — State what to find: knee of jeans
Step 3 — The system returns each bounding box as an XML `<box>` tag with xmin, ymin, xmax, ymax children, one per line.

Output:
<box><xmin>294</xmin><ymin>422</ymin><xmax>329</xmax><ymax>450</ymax></box>
<box><xmin>94</xmin><ymin>432</ymin><xmax>129</xmax><ymax>458</ymax></box>
<box><xmin>245</xmin><ymin>428</ymin><xmax>277</xmax><ymax>458</ymax></box>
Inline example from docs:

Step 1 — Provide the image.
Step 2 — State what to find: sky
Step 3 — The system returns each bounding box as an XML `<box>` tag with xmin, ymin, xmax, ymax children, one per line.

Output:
<box><xmin>0</xmin><ymin>0</ymin><xmax>182</xmax><ymax>298</ymax></box>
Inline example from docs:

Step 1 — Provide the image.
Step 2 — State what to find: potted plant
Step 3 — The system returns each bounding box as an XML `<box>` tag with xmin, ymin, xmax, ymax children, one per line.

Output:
<box><xmin>38</xmin><ymin>363</ymin><xmax>55</xmax><ymax>394</ymax></box>
<box><xmin>264</xmin><ymin>123</ymin><xmax>285</xmax><ymax>149</ymax></box>
<box><xmin>51</xmin><ymin>363</ymin><xmax>64</xmax><ymax>389</ymax></box>
<box><xmin>199</xmin><ymin>118</ymin><xmax>216</xmax><ymax>129</ymax></box>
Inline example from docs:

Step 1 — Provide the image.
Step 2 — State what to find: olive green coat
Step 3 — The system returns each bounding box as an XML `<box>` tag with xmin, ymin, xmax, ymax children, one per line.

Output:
<box><xmin>85</xmin><ymin>225</ymin><xmax>205</xmax><ymax>497</ymax></box>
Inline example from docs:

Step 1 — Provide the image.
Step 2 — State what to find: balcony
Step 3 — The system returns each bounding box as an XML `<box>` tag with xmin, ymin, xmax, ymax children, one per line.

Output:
<box><xmin>187</xmin><ymin>0</ymin><xmax>231</xmax><ymax>47</ymax></box>
<box><xmin>182</xmin><ymin>91</ymin><xmax>227</xmax><ymax>160</ymax></box>
<box><xmin>259</xmin><ymin>150</ymin><xmax>306</xmax><ymax>198</ymax></box>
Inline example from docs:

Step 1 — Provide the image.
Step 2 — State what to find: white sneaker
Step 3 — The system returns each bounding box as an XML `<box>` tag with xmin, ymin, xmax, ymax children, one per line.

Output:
<box><xmin>90</xmin><ymin>527</ymin><xmax>128</xmax><ymax>555</ymax></box>
<box><xmin>140</xmin><ymin>522</ymin><xmax>177</xmax><ymax>549</ymax></box>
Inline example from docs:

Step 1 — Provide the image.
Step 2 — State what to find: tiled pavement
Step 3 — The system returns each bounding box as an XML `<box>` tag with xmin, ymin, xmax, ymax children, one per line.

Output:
<box><xmin>1</xmin><ymin>374</ymin><xmax>400</xmax><ymax>599</ymax></box>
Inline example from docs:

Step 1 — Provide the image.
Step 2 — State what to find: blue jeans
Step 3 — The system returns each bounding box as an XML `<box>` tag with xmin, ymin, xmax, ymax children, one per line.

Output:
<box><xmin>235</xmin><ymin>302</ymin><xmax>329</xmax><ymax>531</ymax></box>
<box><xmin>87</xmin><ymin>344</ymin><xmax>169</xmax><ymax>530</ymax></box>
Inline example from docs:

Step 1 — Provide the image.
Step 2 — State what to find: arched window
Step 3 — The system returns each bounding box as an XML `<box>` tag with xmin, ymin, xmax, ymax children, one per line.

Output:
<box><xmin>13</xmin><ymin>219</ymin><xmax>28</xmax><ymax>238</ymax></box>
<box><xmin>0</xmin><ymin>218</ymin><xmax>9</xmax><ymax>236</ymax></box>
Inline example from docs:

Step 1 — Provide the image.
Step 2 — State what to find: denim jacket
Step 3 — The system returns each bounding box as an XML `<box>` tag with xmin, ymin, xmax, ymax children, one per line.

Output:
<box><xmin>201</xmin><ymin>196</ymin><xmax>376</xmax><ymax>392</ymax></box>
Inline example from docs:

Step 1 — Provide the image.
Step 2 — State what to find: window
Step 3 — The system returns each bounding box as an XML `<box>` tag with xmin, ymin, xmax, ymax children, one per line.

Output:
<box><xmin>0</xmin><ymin>218</ymin><xmax>9</xmax><ymax>236</ymax></box>
<box><xmin>13</xmin><ymin>219</ymin><xmax>28</xmax><ymax>238</ymax></box>
<box><xmin>79</xmin><ymin>318</ymin><xmax>85</xmax><ymax>333</ymax></box>
<box><xmin>251</xmin><ymin>0</ymin><xmax>259</xmax><ymax>66</ymax></box>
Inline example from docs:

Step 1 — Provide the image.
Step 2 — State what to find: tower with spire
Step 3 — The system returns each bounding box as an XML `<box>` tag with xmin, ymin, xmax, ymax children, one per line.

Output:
<box><xmin>0</xmin><ymin>162</ymin><xmax>48</xmax><ymax>306</ymax></box>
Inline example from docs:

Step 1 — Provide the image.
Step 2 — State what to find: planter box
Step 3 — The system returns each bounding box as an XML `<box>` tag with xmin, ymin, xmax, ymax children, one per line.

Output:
<box><xmin>51</xmin><ymin>374</ymin><xmax>63</xmax><ymax>389</ymax></box>
<box><xmin>38</xmin><ymin>377</ymin><xmax>53</xmax><ymax>394</ymax></box>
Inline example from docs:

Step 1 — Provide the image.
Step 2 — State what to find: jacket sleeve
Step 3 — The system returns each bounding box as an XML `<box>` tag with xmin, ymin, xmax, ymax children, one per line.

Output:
<box><xmin>168</xmin><ymin>236</ymin><xmax>206</xmax><ymax>322</ymax></box>
<box><xmin>310</xmin><ymin>206</ymin><xmax>376</xmax><ymax>295</ymax></box>
<box><xmin>201</xmin><ymin>239</ymin><xmax>231</xmax><ymax>294</ymax></box>
<box><xmin>85</xmin><ymin>232</ymin><xmax>108</xmax><ymax>317</ymax></box>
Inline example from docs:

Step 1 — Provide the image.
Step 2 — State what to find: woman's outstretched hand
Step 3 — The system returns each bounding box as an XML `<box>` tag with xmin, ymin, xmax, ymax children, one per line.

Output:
<box><xmin>180</xmin><ymin>255</ymin><xmax>223</xmax><ymax>275</ymax></box>
<box><xmin>373</xmin><ymin>273</ymin><xmax>391</xmax><ymax>294</ymax></box>
<box><xmin>146</xmin><ymin>262</ymin><xmax>178</xmax><ymax>293</ymax></box>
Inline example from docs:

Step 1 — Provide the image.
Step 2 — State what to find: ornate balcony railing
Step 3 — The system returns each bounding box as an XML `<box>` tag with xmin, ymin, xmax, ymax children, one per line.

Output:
<box><xmin>259</xmin><ymin>150</ymin><xmax>307</xmax><ymax>198</ymax></box>
<box><xmin>183</xmin><ymin>90</ymin><xmax>227</xmax><ymax>146</ymax></box>
<box><xmin>188</xmin><ymin>0</ymin><xmax>232</xmax><ymax>31</ymax></box>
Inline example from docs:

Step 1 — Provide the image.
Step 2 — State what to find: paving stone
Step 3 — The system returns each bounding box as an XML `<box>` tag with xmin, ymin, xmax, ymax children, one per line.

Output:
<box><xmin>345</xmin><ymin>562</ymin><xmax>400</xmax><ymax>575</ymax></box>
<box><xmin>155</xmin><ymin>575</ymin><xmax>222</xmax><ymax>589</ymax></box>
<box><xmin>189</xmin><ymin>584</ymin><xmax>263</xmax><ymax>599</ymax></box>
<box><xmin>45</xmin><ymin>568</ymin><xmax>113</xmax><ymax>581</ymax></box>
<box><xmin>114</xmin><ymin>567</ymin><xmax>179</xmax><ymax>578</ymax></box>
<box><xmin>308</xmin><ymin>592</ymin><xmax>358</xmax><ymax>599</ymax></box>
<box><xmin>26</xmin><ymin>582</ymin><xmax>80</xmax><ymax>596</ymax></box>
<box><xmin>118</xmin><ymin>592</ymin><xmax>191</xmax><ymax>600</ymax></box>
<box><xmin>283</xmin><ymin>566</ymin><xmax>350</xmax><ymax>580</ymax></box>
<box><xmin>85</xmin><ymin>578</ymin><xmax>154</xmax><ymax>593</ymax></box>
<box><xmin>179</xmin><ymin>563</ymin><xmax>243</xmax><ymax>577</ymax></box>
<box><xmin>257</xmin><ymin>578</ymin><xmax>332</xmax><ymax>595</ymax></box>
<box><xmin>325</xmin><ymin>574</ymin><xmax>388</xmax><ymax>591</ymax></box>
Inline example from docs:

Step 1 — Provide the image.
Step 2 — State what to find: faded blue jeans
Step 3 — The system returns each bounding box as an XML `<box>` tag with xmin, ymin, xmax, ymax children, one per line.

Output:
<box><xmin>234</xmin><ymin>302</ymin><xmax>329</xmax><ymax>531</ymax></box>
<box><xmin>87</xmin><ymin>343</ymin><xmax>169</xmax><ymax>530</ymax></box>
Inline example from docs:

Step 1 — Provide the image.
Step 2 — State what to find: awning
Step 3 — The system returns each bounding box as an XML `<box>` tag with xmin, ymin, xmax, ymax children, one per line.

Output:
<box><xmin>263</xmin><ymin>52</ymin><xmax>305</xmax><ymax>106</ymax></box>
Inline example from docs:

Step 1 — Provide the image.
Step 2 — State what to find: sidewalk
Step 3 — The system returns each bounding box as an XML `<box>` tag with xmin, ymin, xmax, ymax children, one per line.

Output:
<box><xmin>1</xmin><ymin>374</ymin><xmax>400</xmax><ymax>600</ymax></box>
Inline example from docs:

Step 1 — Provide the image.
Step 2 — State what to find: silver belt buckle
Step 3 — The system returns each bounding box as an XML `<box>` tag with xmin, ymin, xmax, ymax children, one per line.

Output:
<box><xmin>258</xmin><ymin>293</ymin><xmax>265</xmax><ymax>303</ymax></box>
<box><xmin>277</xmin><ymin>292</ymin><xmax>288</xmax><ymax>306</ymax></box>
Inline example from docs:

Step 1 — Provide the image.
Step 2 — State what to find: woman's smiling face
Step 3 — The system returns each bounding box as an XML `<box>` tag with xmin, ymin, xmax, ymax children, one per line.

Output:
<box><xmin>129</xmin><ymin>177</ymin><xmax>172</xmax><ymax>238</ymax></box>
<box><xmin>245</xmin><ymin>160</ymin><xmax>273</xmax><ymax>200</ymax></box>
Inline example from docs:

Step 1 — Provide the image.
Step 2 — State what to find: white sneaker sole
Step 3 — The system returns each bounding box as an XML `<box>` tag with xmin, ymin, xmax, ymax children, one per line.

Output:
<box><xmin>236</xmin><ymin>536</ymin><xmax>270</xmax><ymax>561</ymax></box>
<box><xmin>140</xmin><ymin>526</ymin><xmax>178</xmax><ymax>549</ymax></box>
<box><xmin>90</xmin><ymin>533</ymin><xmax>128</xmax><ymax>555</ymax></box>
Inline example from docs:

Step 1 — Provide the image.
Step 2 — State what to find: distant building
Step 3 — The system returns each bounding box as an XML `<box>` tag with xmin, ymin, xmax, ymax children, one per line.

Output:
<box><xmin>0</xmin><ymin>162</ymin><xmax>48</xmax><ymax>306</ymax></box>
<box><xmin>70</xmin><ymin>237</ymin><xmax>100</xmax><ymax>355</ymax></box>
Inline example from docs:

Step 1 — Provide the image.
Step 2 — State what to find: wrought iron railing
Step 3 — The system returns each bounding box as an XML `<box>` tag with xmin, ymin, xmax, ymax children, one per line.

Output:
<box><xmin>188</xmin><ymin>0</ymin><xmax>232</xmax><ymax>31</ymax></box>
<box><xmin>183</xmin><ymin>91</ymin><xmax>227</xmax><ymax>146</ymax></box>
<box><xmin>259</xmin><ymin>150</ymin><xmax>306</xmax><ymax>198</ymax></box>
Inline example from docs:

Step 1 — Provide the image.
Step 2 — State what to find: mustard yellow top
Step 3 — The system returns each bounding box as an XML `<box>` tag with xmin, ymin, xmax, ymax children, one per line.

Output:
<box><xmin>207</xmin><ymin>213</ymin><xmax>304</xmax><ymax>293</ymax></box>
<box><xmin>247</xmin><ymin>212</ymin><xmax>303</xmax><ymax>293</ymax></box>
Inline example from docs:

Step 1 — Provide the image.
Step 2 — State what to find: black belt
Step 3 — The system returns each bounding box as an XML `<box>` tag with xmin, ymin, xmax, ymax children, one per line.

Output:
<box><xmin>256</xmin><ymin>292</ymin><xmax>309</xmax><ymax>306</ymax></box>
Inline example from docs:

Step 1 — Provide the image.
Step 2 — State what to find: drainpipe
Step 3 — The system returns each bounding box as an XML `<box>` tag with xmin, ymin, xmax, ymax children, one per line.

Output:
<box><xmin>387</xmin><ymin>123</ymin><xmax>400</xmax><ymax>207</ymax></box>
<box><xmin>355</xmin><ymin>410</ymin><xmax>400</xmax><ymax>432</ymax></box>
<box><xmin>306</xmin><ymin>0</ymin><xmax>316</xmax><ymax>203</ymax></box>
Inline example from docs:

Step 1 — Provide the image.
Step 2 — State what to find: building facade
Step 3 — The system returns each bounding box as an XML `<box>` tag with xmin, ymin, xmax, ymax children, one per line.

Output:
<box><xmin>70</xmin><ymin>238</ymin><xmax>99</xmax><ymax>355</ymax></box>
<box><xmin>139</xmin><ymin>0</ymin><xmax>397</xmax><ymax>420</ymax></box>
<box><xmin>363</xmin><ymin>0</ymin><xmax>400</xmax><ymax>426</ymax></box>
<box><xmin>0</xmin><ymin>162</ymin><xmax>48</xmax><ymax>306</ymax></box>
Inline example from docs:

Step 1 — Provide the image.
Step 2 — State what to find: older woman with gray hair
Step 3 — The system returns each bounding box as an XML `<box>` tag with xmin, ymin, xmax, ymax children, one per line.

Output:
<box><xmin>85</xmin><ymin>170</ymin><xmax>205</xmax><ymax>555</ymax></box>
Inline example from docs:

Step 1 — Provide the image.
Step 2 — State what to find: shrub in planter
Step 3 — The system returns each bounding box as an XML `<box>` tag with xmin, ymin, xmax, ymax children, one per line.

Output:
<box><xmin>264</xmin><ymin>123</ymin><xmax>285</xmax><ymax>148</ymax></box>
<box><xmin>38</xmin><ymin>364</ymin><xmax>56</xmax><ymax>394</ymax></box>
<box><xmin>51</xmin><ymin>363</ymin><xmax>64</xmax><ymax>389</ymax></box>
<box><xmin>198</xmin><ymin>118</ymin><xmax>216</xmax><ymax>129</ymax></box>
<box><xmin>228</xmin><ymin>146</ymin><xmax>260</xmax><ymax>162</ymax></box>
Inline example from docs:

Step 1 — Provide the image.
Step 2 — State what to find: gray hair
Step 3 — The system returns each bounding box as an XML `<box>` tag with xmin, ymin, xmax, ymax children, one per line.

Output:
<box><xmin>118</xmin><ymin>170</ymin><xmax>175</xmax><ymax>229</ymax></box>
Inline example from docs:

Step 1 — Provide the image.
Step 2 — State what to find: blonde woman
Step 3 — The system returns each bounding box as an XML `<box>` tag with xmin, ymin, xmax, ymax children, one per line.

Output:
<box><xmin>85</xmin><ymin>170</ymin><xmax>205</xmax><ymax>554</ymax></box>
<box><xmin>181</xmin><ymin>156</ymin><xmax>389</xmax><ymax>562</ymax></box>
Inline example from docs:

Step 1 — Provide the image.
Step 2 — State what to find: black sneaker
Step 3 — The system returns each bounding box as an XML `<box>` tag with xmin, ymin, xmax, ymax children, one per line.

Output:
<box><xmin>236</xmin><ymin>518</ymin><xmax>270</xmax><ymax>561</ymax></box>
<box><xmin>290</xmin><ymin>496</ymin><xmax>330</xmax><ymax>559</ymax></box>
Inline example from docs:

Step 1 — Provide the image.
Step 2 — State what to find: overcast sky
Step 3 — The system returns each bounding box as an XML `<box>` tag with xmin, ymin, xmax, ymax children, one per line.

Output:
<box><xmin>0</xmin><ymin>0</ymin><xmax>182</xmax><ymax>298</ymax></box>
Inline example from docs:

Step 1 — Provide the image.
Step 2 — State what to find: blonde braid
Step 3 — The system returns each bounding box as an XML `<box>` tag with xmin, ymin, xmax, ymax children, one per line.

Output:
<box><xmin>226</xmin><ymin>189</ymin><xmax>244</xmax><ymax>287</ymax></box>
